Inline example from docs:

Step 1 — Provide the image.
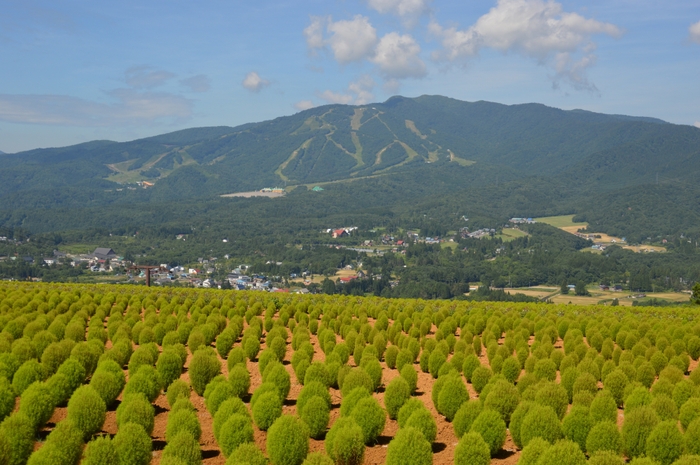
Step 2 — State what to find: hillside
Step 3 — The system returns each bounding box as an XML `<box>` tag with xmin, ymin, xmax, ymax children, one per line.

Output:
<box><xmin>1</xmin><ymin>95</ymin><xmax>700</xmax><ymax>240</ymax></box>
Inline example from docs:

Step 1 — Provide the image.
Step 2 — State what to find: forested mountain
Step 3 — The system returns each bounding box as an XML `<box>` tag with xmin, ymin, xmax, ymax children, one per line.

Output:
<box><xmin>2</xmin><ymin>95</ymin><xmax>700</xmax><ymax>242</ymax></box>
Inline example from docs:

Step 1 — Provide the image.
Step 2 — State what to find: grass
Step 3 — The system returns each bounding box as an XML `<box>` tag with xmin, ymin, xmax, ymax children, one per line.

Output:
<box><xmin>497</xmin><ymin>228</ymin><xmax>529</xmax><ymax>242</ymax></box>
<box><xmin>534</xmin><ymin>214</ymin><xmax>587</xmax><ymax>228</ymax></box>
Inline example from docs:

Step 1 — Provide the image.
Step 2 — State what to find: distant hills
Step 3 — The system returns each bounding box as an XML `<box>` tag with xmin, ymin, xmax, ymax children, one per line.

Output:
<box><xmin>2</xmin><ymin>95</ymin><xmax>700</xmax><ymax>240</ymax></box>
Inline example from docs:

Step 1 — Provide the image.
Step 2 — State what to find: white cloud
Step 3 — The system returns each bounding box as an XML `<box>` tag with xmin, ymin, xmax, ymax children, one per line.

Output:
<box><xmin>319</xmin><ymin>75</ymin><xmax>375</xmax><ymax>105</ymax></box>
<box><xmin>690</xmin><ymin>21</ymin><xmax>700</xmax><ymax>44</ymax></box>
<box><xmin>180</xmin><ymin>74</ymin><xmax>210</xmax><ymax>93</ymax></box>
<box><xmin>430</xmin><ymin>0</ymin><xmax>621</xmax><ymax>91</ymax></box>
<box><xmin>304</xmin><ymin>15</ymin><xmax>378</xmax><ymax>64</ymax></box>
<box><xmin>371</xmin><ymin>32</ymin><xmax>427</xmax><ymax>79</ymax></box>
<box><xmin>242</xmin><ymin>72</ymin><xmax>270</xmax><ymax>93</ymax></box>
<box><xmin>294</xmin><ymin>100</ymin><xmax>316</xmax><ymax>111</ymax></box>
<box><xmin>124</xmin><ymin>66</ymin><xmax>175</xmax><ymax>89</ymax></box>
<box><xmin>695</xmin><ymin>122</ymin><xmax>700</xmax><ymax>129</ymax></box>
<box><xmin>0</xmin><ymin>90</ymin><xmax>192</xmax><ymax>126</ymax></box>
<box><xmin>366</xmin><ymin>0</ymin><xmax>431</xmax><ymax>24</ymax></box>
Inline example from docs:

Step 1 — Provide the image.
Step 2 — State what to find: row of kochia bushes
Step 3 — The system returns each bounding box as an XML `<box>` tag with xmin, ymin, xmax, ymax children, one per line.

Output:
<box><xmin>4</xmin><ymin>284</ymin><xmax>700</xmax><ymax>464</ymax></box>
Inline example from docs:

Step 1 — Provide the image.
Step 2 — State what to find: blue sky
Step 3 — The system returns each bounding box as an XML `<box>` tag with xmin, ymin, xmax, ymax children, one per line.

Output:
<box><xmin>1</xmin><ymin>0</ymin><xmax>699</xmax><ymax>153</ymax></box>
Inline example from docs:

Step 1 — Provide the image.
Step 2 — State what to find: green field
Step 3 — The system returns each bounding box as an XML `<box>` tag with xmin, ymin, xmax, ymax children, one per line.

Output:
<box><xmin>497</xmin><ymin>228</ymin><xmax>529</xmax><ymax>242</ymax></box>
<box><xmin>534</xmin><ymin>214</ymin><xmax>586</xmax><ymax>228</ymax></box>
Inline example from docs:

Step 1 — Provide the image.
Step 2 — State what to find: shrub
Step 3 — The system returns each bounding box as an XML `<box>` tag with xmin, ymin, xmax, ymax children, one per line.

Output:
<box><xmin>71</xmin><ymin>342</ymin><xmax>101</xmax><ymax>376</ymax></box>
<box><xmin>518</xmin><ymin>437</ymin><xmax>550</xmax><ymax>465</ymax></box>
<box><xmin>27</xmin><ymin>419</ymin><xmax>84</xmax><ymax>465</ymax></box>
<box><xmin>650</xmin><ymin>394</ymin><xmax>678</xmax><ymax>422</ymax></box>
<box><xmin>603</xmin><ymin>369</ymin><xmax>628</xmax><ymax>406</ymax></box>
<box><xmin>385</xmin><ymin>346</ymin><xmax>399</xmax><ymax>369</ymax></box>
<box><xmin>266</xmin><ymin>415</ymin><xmax>310</xmax><ymax>465</ymax></box>
<box><xmin>470</xmin><ymin>408</ymin><xmax>506</xmax><ymax>456</ymax></box>
<box><xmin>0</xmin><ymin>379</ymin><xmax>14</xmax><ymax>420</ymax></box>
<box><xmin>228</xmin><ymin>364</ymin><xmax>250</xmax><ymax>399</ymax></box>
<box><xmin>462</xmin><ymin>354</ymin><xmax>481</xmax><ymax>381</ymax></box>
<box><xmin>622</xmin><ymin>406</ymin><xmax>660</xmax><ymax>459</ymax></box>
<box><xmin>509</xmin><ymin>400</ymin><xmax>535</xmax><ymax>449</ymax></box>
<box><xmin>18</xmin><ymin>382</ymin><xmax>54</xmax><ymax>430</ymax></box>
<box><xmin>400</xmin><ymin>365</ymin><xmax>418</xmax><ymax>394</ymax></box>
<box><xmin>263</xmin><ymin>362</ymin><xmax>291</xmax><ymax>400</ymax></box>
<box><xmin>226</xmin><ymin>443</ymin><xmax>267</xmax><ymax>465</ymax></box>
<box><xmin>45</xmin><ymin>373</ymin><xmax>73</xmax><ymax>406</ymax></box>
<box><xmin>67</xmin><ymin>385</ymin><xmax>106</xmax><ymax>439</ymax></box>
<box><xmin>535</xmin><ymin>381</ymin><xmax>570</xmax><ymax>420</ymax></box>
<box><xmin>166</xmin><ymin>380</ymin><xmax>191</xmax><ymax>408</ymax></box>
<box><xmin>325</xmin><ymin>417</ymin><xmax>364</xmax><ymax>465</ymax></box>
<box><xmin>113</xmin><ymin>422</ymin><xmax>152</xmax><ymax>465</ymax></box>
<box><xmin>206</xmin><ymin>382</ymin><xmax>235</xmax><ymax>416</ymax></box>
<box><xmin>252</xmin><ymin>391</ymin><xmax>283</xmax><ymax>431</ymax></box>
<box><xmin>156</xmin><ymin>350</ymin><xmax>183</xmax><ymax>389</ymax></box>
<box><xmin>1</xmin><ymin>413</ymin><xmax>35</xmax><ymax>465</ymax></box>
<box><xmin>428</xmin><ymin>350</ymin><xmax>447</xmax><ymax>378</ymax></box>
<box><xmin>396</xmin><ymin>348</ymin><xmax>414</xmax><ymax>372</ymax></box>
<box><xmin>501</xmin><ymin>357</ymin><xmax>521</xmax><ymax>383</ymax></box>
<box><xmin>117</xmin><ymin>393</ymin><xmax>155</xmax><ymax>435</ymax></box>
<box><xmin>534</xmin><ymin>359</ymin><xmax>557</xmax><ymax>381</ymax></box>
<box><xmin>90</xmin><ymin>370</ymin><xmax>124</xmax><ymax>407</ymax></box>
<box><xmin>686</xmin><ymin>418</ymin><xmax>700</xmax><ymax>455</ymax></box>
<box><xmin>350</xmin><ymin>396</ymin><xmax>386</xmax><ymax>444</ymax></box>
<box><xmin>673</xmin><ymin>380</ymin><xmax>694</xmax><ymax>410</ymax></box>
<box><xmin>454</xmin><ymin>400</ymin><xmax>483</xmax><ymax>439</ymax></box>
<box><xmin>166</xmin><ymin>408</ymin><xmax>202</xmax><ymax>442</ymax></box>
<box><xmin>13</xmin><ymin>359</ymin><xmax>46</xmax><ymax>395</ymax></box>
<box><xmin>484</xmin><ymin>379</ymin><xmax>520</xmax><ymax>424</ymax></box>
<box><xmin>586</xmin><ymin>421</ymin><xmax>622</xmax><ymax>455</ymax></box>
<box><xmin>471</xmin><ymin>366</ymin><xmax>492</xmax><ymax>394</ymax></box>
<box><xmin>216</xmin><ymin>328</ymin><xmax>236</xmax><ymax>359</ymax></box>
<box><xmin>437</xmin><ymin>375</ymin><xmax>469</xmax><ymax>421</ymax></box>
<box><xmin>162</xmin><ymin>431</ymin><xmax>201</xmax><ymax>465</ymax></box>
<box><xmin>304</xmin><ymin>362</ymin><xmax>330</xmax><ymax>387</ymax></box>
<box><xmin>219</xmin><ymin>413</ymin><xmax>254</xmax><ymax>458</ymax></box>
<box><xmin>385</xmin><ymin>427</ymin><xmax>432</xmax><ymax>465</ymax></box>
<box><xmin>243</xmin><ymin>337</ymin><xmax>260</xmax><ymax>361</ymax></box>
<box><xmin>646</xmin><ymin>421</ymin><xmax>683</xmax><ymax>465</ymax></box>
<box><xmin>536</xmin><ymin>439</ymin><xmax>586</xmax><ymax>465</ymax></box>
<box><xmin>384</xmin><ymin>377</ymin><xmax>410</xmax><ymax>420</ymax></box>
<box><xmin>213</xmin><ymin>397</ymin><xmax>250</xmax><ymax>442</ymax></box>
<box><xmin>123</xmin><ymin>365</ymin><xmax>161</xmax><ymax>402</ymax></box>
<box><xmin>590</xmin><ymin>391</ymin><xmax>618</xmax><ymax>424</ymax></box>
<box><xmin>454</xmin><ymin>431</ymin><xmax>490</xmax><ymax>465</ymax></box>
<box><xmin>397</xmin><ymin>398</ymin><xmax>427</xmax><ymax>427</ymax></box>
<box><xmin>520</xmin><ymin>404</ymin><xmax>563</xmax><ymax>447</ymax></box>
<box><xmin>625</xmin><ymin>387</ymin><xmax>653</xmax><ymax>413</ymax></box>
<box><xmin>300</xmin><ymin>395</ymin><xmax>330</xmax><ymax>439</ymax></box>
<box><xmin>341</xmin><ymin>368</ymin><xmax>374</xmax><ymax>396</ymax></box>
<box><xmin>681</xmin><ymin>398</ymin><xmax>700</xmax><ymax>431</ymax></box>
<box><xmin>587</xmin><ymin>451</ymin><xmax>625</xmax><ymax>465</ymax></box>
<box><xmin>672</xmin><ymin>456</ymin><xmax>700</xmax><ymax>465</ymax></box>
<box><xmin>227</xmin><ymin>347</ymin><xmax>247</xmax><ymax>369</ymax></box>
<box><xmin>83</xmin><ymin>435</ymin><xmax>119</xmax><ymax>465</ymax></box>
<box><xmin>405</xmin><ymin>408</ymin><xmax>437</xmax><ymax>443</ymax></box>
<box><xmin>189</xmin><ymin>349</ymin><xmax>221</xmax><ymax>396</ymax></box>
<box><xmin>562</xmin><ymin>405</ymin><xmax>592</xmax><ymax>452</ymax></box>
<box><xmin>297</xmin><ymin>381</ymin><xmax>331</xmax><ymax>413</ymax></box>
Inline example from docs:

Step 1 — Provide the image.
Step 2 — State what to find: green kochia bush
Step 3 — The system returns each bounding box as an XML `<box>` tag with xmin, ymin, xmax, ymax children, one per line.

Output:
<box><xmin>384</xmin><ymin>377</ymin><xmax>411</xmax><ymax>420</ymax></box>
<box><xmin>537</xmin><ymin>439</ymin><xmax>586</xmax><ymax>465</ymax></box>
<box><xmin>470</xmin><ymin>408</ymin><xmax>506</xmax><ymax>456</ymax></box>
<box><xmin>13</xmin><ymin>359</ymin><xmax>46</xmax><ymax>395</ymax></box>
<box><xmin>453</xmin><ymin>400</ymin><xmax>483</xmax><ymax>439</ymax></box>
<box><xmin>518</xmin><ymin>437</ymin><xmax>550</xmax><ymax>465</ymax></box>
<box><xmin>263</xmin><ymin>362</ymin><xmax>292</xmax><ymax>400</ymax></box>
<box><xmin>90</xmin><ymin>369</ymin><xmax>124</xmax><ymax>407</ymax></box>
<box><xmin>300</xmin><ymin>395</ymin><xmax>330</xmax><ymax>439</ymax></box>
<box><xmin>83</xmin><ymin>435</ymin><xmax>119</xmax><ymax>465</ymax></box>
<box><xmin>266</xmin><ymin>415</ymin><xmax>310</xmax><ymax>465</ymax></box>
<box><xmin>0</xmin><ymin>378</ymin><xmax>15</xmax><ymax>421</ymax></box>
<box><xmin>325</xmin><ymin>417</ymin><xmax>365</xmax><ymax>465</ymax></box>
<box><xmin>1</xmin><ymin>412</ymin><xmax>35</xmax><ymax>465</ymax></box>
<box><xmin>404</xmin><ymin>407</ymin><xmax>437</xmax><ymax>443</ymax></box>
<box><xmin>588</xmin><ymin>451</ymin><xmax>625</xmax><ymax>465</ymax></box>
<box><xmin>113</xmin><ymin>423</ymin><xmax>152</xmax><ymax>465</ymax></box>
<box><xmin>27</xmin><ymin>419</ymin><xmax>84</xmax><ymax>465</ymax></box>
<box><xmin>454</xmin><ymin>431</ymin><xmax>491</xmax><ymax>465</ymax></box>
<box><xmin>166</xmin><ymin>380</ymin><xmax>191</xmax><ymax>408</ymax></box>
<box><xmin>117</xmin><ymin>393</ymin><xmax>155</xmax><ymax>435</ymax></box>
<box><xmin>166</xmin><ymin>408</ymin><xmax>202</xmax><ymax>442</ymax></box>
<box><xmin>341</xmin><ymin>368</ymin><xmax>374</xmax><ymax>396</ymax></box>
<box><xmin>350</xmin><ymin>396</ymin><xmax>386</xmax><ymax>445</ymax></box>
<box><xmin>520</xmin><ymin>404</ymin><xmax>563</xmax><ymax>447</ymax></box>
<box><xmin>19</xmin><ymin>382</ymin><xmax>55</xmax><ymax>430</ymax></box>
<box><xmin>386</xmin><ymin>427</ymin><xmax>432</xmax><ymax>465</ymax></box>
<box><xmin>227</xmin><ymin>443</ymin><xmax>268</xmax><ymax>465</ymax></box>
<box><xmin>123</xmin><ymin>365</ymin><xmax>161</xmax><ymax>402</ymax></box>
<box><xmin>437</xmin><ymin>376</ymin><xmax>469</xmax><ymax>421</ymax></box>
<box><xmin>686</xmin><ymin>418</ymin><xmax>700</xmax><ymax>455</ymax></box>
<box><xmin>67</xmin><ymin>385</ymin><xmax>107</xmax><ymax>439</ymax></box>
<box><xmin>562</xmin><ymin>405</ymin><xmax>592</xmax><ymax>452</ymax></box>
<box><xmin>162</xmin><ymin>431</ymin><xmax>202</xmax><ymax>465</ymax></box>
<box><xmin>252</xmin><ymin>390</ymin><xmax>283</xmax><ymax>431</ymax></box>
<box><xmin>189</xmin><ymin>349</ymin><xmax>221</xmax><ymax>396</ymax></box>
<box><xmin>586</xmin><ymin>421</ymin><xmax>622</xmax><ymax>455</ymax></box>
<box><xmin>622</xmin><ymin>406</ymin><xmax>660</xmax><ymax>459</ymax></box>
<box><xmin>218</xmin><ymin>413</ymin><xmax>254</xmax><ymax>458</ymax></box>
<box><xmin>297</xmin><ymin>381</ymin><xmax>331</xmax><ymax>413</ymax></box>
<box><xmin>213</xmin><ymin>397</ymin><xmax>250</xmax><ymax>442</ymax></box>
<box><xmin>228</xmin><ymin>364</ymin><xmax>251</xmax><ymax>399</ymax></box>
<box><xmin>156</xmin><ymin>349</ymin><xmax>183</xmax><ymax>389</ymax></box>
<box><xmin>646</xmin><ymin>421</ymin><xmax>683</xmax><ymax>465</ymax></box>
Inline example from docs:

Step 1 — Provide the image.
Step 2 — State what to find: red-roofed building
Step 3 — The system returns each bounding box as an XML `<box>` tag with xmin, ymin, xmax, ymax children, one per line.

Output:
<box><xmin>332</xmin><ymin>229</ymin><xmax>348</xmax><ymax>238</ymax></box>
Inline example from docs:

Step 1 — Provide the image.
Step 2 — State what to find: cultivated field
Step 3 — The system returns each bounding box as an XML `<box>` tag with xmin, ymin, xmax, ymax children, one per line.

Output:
<box><xmin>1</xmin><ymin>283</ymin><xmax>700</xmax><ymax>465</ymax></box>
